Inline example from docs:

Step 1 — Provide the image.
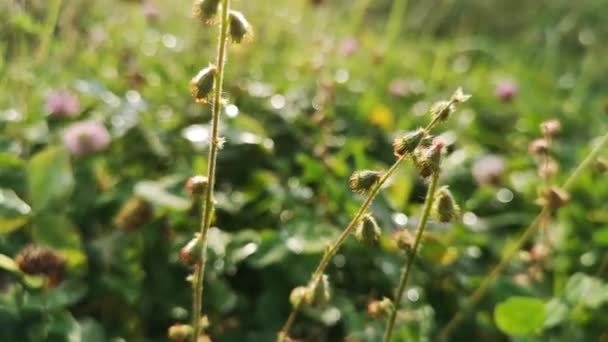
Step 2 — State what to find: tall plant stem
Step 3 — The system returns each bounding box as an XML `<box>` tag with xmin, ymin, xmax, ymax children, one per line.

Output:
<box><xmin>438</xmin><ymin>131</ymin><xmax>608</xmax><ymax>342</ymax></box>
<box><xmin>191</xmin><ymin>1</ymin><xmax>231</xmax><ymax>340</ymax></box>
<box><xmin>383</xmin><ymin>171</ymin><xmax>440</xmax><ymax>342</ymax></box>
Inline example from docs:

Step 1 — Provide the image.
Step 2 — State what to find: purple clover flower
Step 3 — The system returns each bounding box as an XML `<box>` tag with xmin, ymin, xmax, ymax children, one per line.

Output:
<box><xmin>472</xmin><ymin>154</ymin><xmax>505</xmax><ymax>186</ymax></box>
<box><xmin>45</xmin><ymin>90</ymin><xmax>80</xmax><ymax>118</ymax></box>
<box><xmin>62</xmin><ymin>120</ymin><xmax>111</xmax><ymax>156</ymax></box>
<box><xmin>495</xmin><ymin>79</ymin><xmax>518</xmax><ymax>102</ymax></box>
<box><xmin>338</xmin><ymin>37</ymin><xmax>359</xmax><ymax>57</ymax></box>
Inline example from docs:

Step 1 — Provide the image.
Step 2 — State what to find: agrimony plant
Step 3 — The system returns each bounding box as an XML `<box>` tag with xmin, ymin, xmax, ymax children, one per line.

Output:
<box><xmin>174</xmin><ymin>1</ymin><xmax>253</xmax><ymax>341</ymax></box>
<box><xmin>278</xmin><ymin>88</ymin><xmax>471</xmax><ymax>342</ymax></box>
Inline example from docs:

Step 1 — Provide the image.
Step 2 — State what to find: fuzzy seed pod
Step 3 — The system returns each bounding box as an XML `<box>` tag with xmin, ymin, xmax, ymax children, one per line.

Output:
<box><xmin>450</xmin><ymin>87</ymin><xmax>472</xmax><ymax>104</ymax></box>
<box><xmin>192</xmin><ymin>0</ymin><xmax>220</xmax><ymax>24</ymax></box>
<box><xmin>593</xmin><ymin>158</ymin><xmax>607</xmax><ymax>174</ymax></box>
<box><xmin>186</xmin><ymin>175</ymin><xmax>209</xmax><ymax>197</ymax></box>
<box><xmin>528</xmin><ymin>138</ymin><xmax>549</xmax><ymax>156</ymax></box>
<box><xmin>189</xmin><ymin>65</ymin><xmax>217</xmax><ymax>103</ymax></box>
<box><xmin>430</xmin><ymin>100</ymin><xmax>455</xmax><ymax>123</ymax></box>
<box><xmin>433</xmin><ymin>186</ymin><xmax>461</xmax><ymax>223</ymax></box>
<box><xmin>228</xmin><ymin>11</ymin><xmax>253</xmax><ymax>43</ymax></box>
<box><xmin>367</xmin><ymin>297</ymin><xmax>394</xmax><ymax>319</ymax></box>
<box><xmin>115</xmin><ymin>197</ymin><xmax>153</xmax><ymax>231</ymax></box>
<box><xmin>15</xmin><ymin>245</ymin><xmax>66</xmax><ymax>286</ymax></box>
<box><xmin>168</xmin><ymin>323</ymin><xmax>193</xmax><ymax>341</ymax></box>
<box><xmin>413</xmin><ymin>142</ymin><xmax>443</xmax><ymax>178</ymax></box>
<box><xmin>393</xmin><ymin>128</ymin><xmax>427</xmax><ymax>157</ymax></box>
<box><xmin>289</xmin><ymin>286</ymin><xmax>310</xmax><ymax>308</ymax></box>
<box><xmin>538</xmin><ymin>186</ymin><xmax>570</xmax><ymax>210</ymax></box>
<box><xmin>305</xmin><ymin>274</ymin><xmax>331</xmax><ymax>307</ymax></box>
<box><xmin>537</xmin><ymin>158</ymin><xmax>559</xmax><ymax>179</ymax></box>
<box><xmin>355</xmin><ymin>214</ymin><xmax>382</xmax><ymax>245</ymax></box>
<box><xmin>394</xmin><ymin>229</ymin><xmax>415</xmax><ymax>252</ymax></box>
<box><xmin>349</xmin><ymin>170</ymin><xmax>382</xmax><ymax>194</ymax></box>
<box><xmin>180</xmin><ymin>235</ymin><xmax>204</xmax><ymax>266</ymax></box>
<box><xmin>540</xmin><ymin>119</ymin><xmax>561</xmax><ymax>137</ymax></box>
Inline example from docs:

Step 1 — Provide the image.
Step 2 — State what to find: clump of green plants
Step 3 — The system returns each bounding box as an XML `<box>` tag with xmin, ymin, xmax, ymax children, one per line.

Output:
<box><xmin>176</xmin><ymin>0</ymin><xmax>253</xmax><ymax>341</ymax></box>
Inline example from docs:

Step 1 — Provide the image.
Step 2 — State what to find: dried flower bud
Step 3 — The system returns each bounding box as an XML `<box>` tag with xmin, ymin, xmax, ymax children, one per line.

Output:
<box><xmin>349</xmin><ymin>170</ymin><xmax>382</xmax><ymax>194</ymax></box>
<box><xmin>168</xmin><ymin>323</ymin><xmax>193</xmax><ymax>341</ymax></box>
<box><xmin>394</xmin><ymin>229</ymin><xmax>415</xmax><ymax>252</ymax></box>
<box><xmin>450</xmin><ymin>87</ymin><xmax>472</xmax><ymax>104</ymax></box>
<box><xmin>186</xmin><ymin>175</ymin><xmax>209</xmax><ymax>197</ymax></box>
<box><xmin>355</xmin><ymin>214</ymin><xmax>382</xmax><ymax>245</ymax></box>
<box><xmin>537</xmin><ymin>158</ymin><xmax>559</xmax><ymax>179</ymax></box>
<box><xmin>430</xmin><ymin>100</ymin><xmax>455</xmax><ymax>123</ymax></box>
<box><xmin>305</xmin><ymin>274</ymin><xmax>331</xmax><ymax>307</ymax></box>
<box><xmin>528</xmin><ymin>138</ymin><xmax>549</xmax><ymax>156</ymax></box>
<box><xmin>413</xmin><ymin>142</ymin><xmax>443</xmax><ymax>178</ymax></box>
<box><xmin>367</xmin><ymin>297</ymin><xmax>394</xmax><ymax>319</ymax></box>
<box><xmin>538</xmin><ymin>186</ymin><xmax>570</xmax><ymax>210</ymax></box>
<box><xmin>115</xmin><ymin>197</ymin><xmax>153</xmax><ymax>231</ymax></box>
<box><xmin>593</xmin><ymin>158</ymin><xmax>607</xmax><ymax>174</ymax></box>
<box><xmin>540</xmin><ymin>119</ymin><xmax>561</xmax><ymax>137</ymax></box>
<box><xmin>228</xmin><ymin>10</ymin><xmax>253</xmax><ymax>43</ymax></box>
<box><xmin>189</xmin><ymin>65</ymin><xmax>217</xmax><ymax>103</ymax></box>
<box><xmin>289</xmin><ymin>286</ymin><xmax>309</xmax><ymax>308</ymax></box>
<box><xmin>529</xmin><ymin>243</ymin><xmax>549</xmax><ymax>262</ymax></box>
<box><xmin>433</xmin><ymin>186</ymin><xmax>461</xmax><ymax>223</ymax></box>
<box><xmin>192</xmin><ymin>0</ymin><xmax>220</xmax><ymax>24</ymax></box>
<box><xmin>393</xmin><ymin>128</ymin><xmax>427</xmax><ymax>157</ymax></box>
<box><xmin>15</xmin><ymin>245</ymin><xmax>66</xmax><ymax>286</ymax></box>
<box><xmin>180</xmin><ymin>235</ymin><xmax>204</xmax><ymax>266</ymax></box>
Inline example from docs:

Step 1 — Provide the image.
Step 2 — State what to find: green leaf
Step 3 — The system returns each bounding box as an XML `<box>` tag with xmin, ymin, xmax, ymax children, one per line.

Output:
<box><xmin>27</xmin><ymin>146</ymin><xmax>74</xmax><ymax>211</ymax></box>
<box><xmin>32</xmin><ymin>214</ymin><xmax>86</xmax><ymax>269</ymax></box>
<box><xmin>494</xmin><ymin>296</ymin><xmax>545</xmax><ymax>336</ymax></box>
<box><xmin>0</xmin><ymin>254</ymin><xmax>19</xmax><ymax>273</ymax></box>
<box><xmin>564</xmin><ymin>273</ymin><xmax>606</xmax><ymax>309</ymax></box>
<box><xmin>0</xmin><ymin>188</ymin><xmax>31</xmax><ymax>233</ymax></box>
<box><xmin>544</xmin><ymin>298</ymin><xmax>569</xmax><ymax>328</ymax></box>
<box><xmin>592</xmin><ymin>227</ymin><xmax>608</xmax><ymax>246</ymax></box>
<box><xmin>134</xmin><ymin>180</ymin><xmax>191</xmax><ymax>211</ymax></box>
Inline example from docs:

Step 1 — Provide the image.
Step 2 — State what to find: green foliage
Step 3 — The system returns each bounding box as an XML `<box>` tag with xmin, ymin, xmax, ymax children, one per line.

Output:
<box><xmin>494</xmin><ymin>296</ymin><xmax>545</xmax><ymax>336</ymax></box>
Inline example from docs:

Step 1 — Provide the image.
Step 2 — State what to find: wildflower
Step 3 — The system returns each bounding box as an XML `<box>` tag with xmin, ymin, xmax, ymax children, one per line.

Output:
<box><xmin>393</xmin><ymin>128</ymin><xmax>427</xmax><ymax>157</ymax></box>
<box><xmin>388</xmin><ymin>79</ymin><xmax>409</xmax><ymax>97</ymax></box>
<box><xmin>15</xmin><ymin>245</ymin><xmax>66</xmax><ymax>287</ymax></box>
<box><xmin>305</xmin><ymin>274</ymin><xmax>331</xmax><ymax>307</ymax></box>
<box><xmin>528</xmin><ymin>138</ymin><xmax>549</xmax><ymax>156</ymax></box>
<box><xmin>355</xmin><ymin>214</ymin><xmax>382</xmax><ymax>245</ymax></box>
<box><xmin>450</xmin><ymin>87</ymin><xmax>472</xmax><ymax>104</ymax></box>
<box><xmin>540</xmin><ymin>119</ymin><xmax>561</xmax><ymax>137</ymax></box>
<box><xmin>349</xmin><ymin>170</ymin><xmax>382</xmax><ymax>194</ymax></box>
<box><xmin>180</xmin><ymin>235</ymin><xmax>204</xmax><ymax>266</ymax></box>
<box><xmin>338</xmin><ymin>37</ymin><xmax>359</xmax><ymax>57</ymax></box>
<box><xmin>185</xmin><ymin>175</ymin><xmax>209</xmax><ymax>197</ymax></box>
<box><xmin>472</xmin><ymin>155</ymin><xmax>505</xmax><ymax>186</ymax></box>
<box><xmin>143</xmin><ymin>1</ymin><xmax>160</xmax><ymax>21</ymax></box>
<box><xmin>228</xmin><ymin>10</ymin><xmax>253</xmax><ymax>43</ymax></box>
<box><xmin>189</xmin><ymin>65</ymin><xmax>217</xmax><ymax>103</ymax></box>
<box><xmin>495</xmin><ymin>79</ymin><xmax>518</xmax><ymax>102</ymax></box>
<box><xmin>192</xmin><ymin>0</ymin><xmax>220</xmax><ymax>24</ymax></box>
<box><xmin>115</xmin><ymin>197</ymin><xmax>153</xmax><ymax>231</ymax></box>
<box><xmin>62</xmin><ymin>120</ymin><xmax>111</xmax><ymax>156</ymax></box>
<box><xmin>432</xmin><ymin>186</ymin><xmax>461</xmax><ymax>223</ymax></box>
<box><xmin>45</xmin><ymin>90</ymin><xmax>80</xmax><ymax>118</ymax></box>
<box><xmin>168</xmin><ymin>324</ymin><xmax>193</xmax><ymax>341</ymax></box>
<box><xmin>368</xmin><ymin>297</ymin><xmax>394</xmax><ymax>319</ymax></box>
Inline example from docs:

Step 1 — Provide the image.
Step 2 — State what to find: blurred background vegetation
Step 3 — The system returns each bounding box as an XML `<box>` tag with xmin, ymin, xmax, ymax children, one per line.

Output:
<box><xmin>1</xmin><ymin>0</ymin><xmax>607</xmax><ymax>341</ymax></box>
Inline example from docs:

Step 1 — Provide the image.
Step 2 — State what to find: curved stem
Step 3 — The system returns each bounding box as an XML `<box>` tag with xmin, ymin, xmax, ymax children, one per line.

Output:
<box><xmin>191</xmin><ymin>1</ymin><xmax>231</xmax><ymax>340</ymax></box>
<box><xmin>438</xmin><ymin>131</ymin><xmax>608</xmax><ymax>342</ymax></box>
<box><xmin>383</xmin><ymin>171</ymin><xmax>440</xmax><ymax>342</ymax></box>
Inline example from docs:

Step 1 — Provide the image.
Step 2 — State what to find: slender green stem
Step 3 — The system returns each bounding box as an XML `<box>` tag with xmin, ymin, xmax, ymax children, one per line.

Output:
<box><xmin>36</xmin><ymin>0</ymin><xmax>63</xmax><ymax>64</ymax></box>
<box><xmin>437</xmin><ymin>131</ymin><xmax>608</xmax><ymax>342</ymax></box>
<box><xmin>383</xmin><ymin>171</ymin><xmax>440</xmax><ymax>342</ymax></box>
<box><xmin>191</xmin><ymin>1</ymin><xmax>231</xmax><ymax>340</ymax></box>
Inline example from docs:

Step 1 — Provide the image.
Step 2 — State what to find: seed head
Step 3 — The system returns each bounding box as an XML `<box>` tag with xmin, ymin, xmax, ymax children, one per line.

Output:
<box><xmin>430</xmin><ymin>100</ymin><xmax>455</xmax><ymax>123</ymax></box>
<box><xmin>538</xmin><ymin>186</ymin><xmax>570</xmax><ymax>210</ymax></box>
<box><xmin>367</xmin><ymin>297</ymin><xmax>394</xmax><ymax>319</ymax></box>
<box><xmin>450</xmin><ymin>87</ymin><xmax>472</xmax><ymax>104</ymax></box>
<box><xmin>189</xmin><ymin>64</ymin><xmax>217</xmax><ymax>104</ymax></box>
<box><xmin>186</xmin><ymin>175</ymin><xmax>209</xmax><ymax>198</ymax></box>
<box><xmin>180</xmin><ymin>235</ymin><xmax>204</xmax><ymax>266</ymax></box>
<box><xmin>228</xmin><ymin>10</ymin><xmax>253</xmax><ymax>43</ymax></box>
<box><xmin>192</xmin><ymin>0</ymin><xmax>220</xmax><ymax>24</ymax></box>
<box><xmin>349</xmin><ymin>170</ymin><xmax>382</xmax><ymax>194</ymax></box>
<box><xmin>540</xmin><ymin>119</ymin><xmax>561</xmax><ymax>138</ymax></box>
<box><xmin>115</xmin><ymin>197</ymin><xmax>153</xmax><ymax>231</ymax></box>
<box><xmin>168</xmin><ymin>323</ymin><xmax>193</xmax><ymax>341</ymax></box>
<box><xmin>537</xmin><ymin>158</ymin><xmax>559</xmax><ymax>179</ymax></box>
<box><xmin>413</xmin><ymin>142</ymin><xmax>443</xmax><ymax>178</ymax></box>
<box><xmin>432</xmin><ymin>186</ymin><xmax>461</xmax><ymax>223</ymax></box>
<box><xmin>394</xmin><ymin>229</ymin><xmax>415</xmax><ymax>252</ymax></box>
<box><xmin>305</xmin><ymin>274</ymin><xmax>331</xmax><ymax>307</ymax></box>
<box><xmin>15</xmin><ymin>245</ymin><xmax>66</xmax><ymax>286</ymax></box>
<box><xmin>355</xmin><ymin>214</ymin><xmax>382</xmax><ymax>245</ymax></box>
<box><xmin>393</xmin><ymin>128</ymin><xmax>427</xmax><ymax>157</ymax></box>
<box><xmin>528</xmin><ymin>138</ymin><xmax>549</xmax><ymax>156</ymax></box>
<box><xmin>289</xmin><ymin>286</ymin><xmax>309</xmax><ymax>308</ymax></box>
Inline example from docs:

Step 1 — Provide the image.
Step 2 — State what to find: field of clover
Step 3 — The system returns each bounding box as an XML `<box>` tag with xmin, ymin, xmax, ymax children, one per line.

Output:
<box><xmin>1</xmin><ymin>0</ymin><xmax>608</xmax><ymax>341</ymax></box>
